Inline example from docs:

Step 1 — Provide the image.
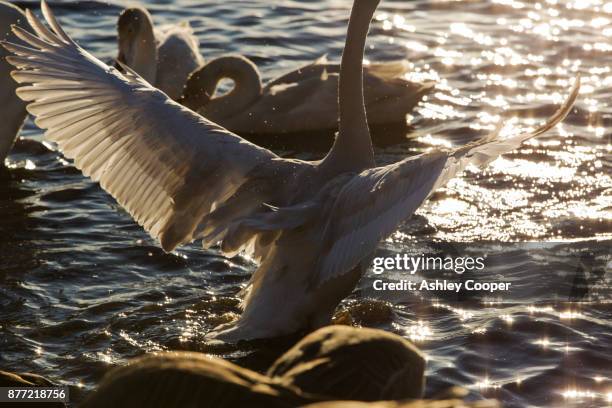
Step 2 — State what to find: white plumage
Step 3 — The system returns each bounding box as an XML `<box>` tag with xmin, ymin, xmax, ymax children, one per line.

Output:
<box><xmin>2</xmin><ymin>0</ymin><xmax>579</xmax><ymax>342</ymax></box>
<box><xmin>179</xmin><ymin>54</ymin><xmax>434</xmax><ymax>135</ymax></box>
<box><xmin>116</xmin><ymin>7</ymin><xmax>203</xmax><ymax>100</ymax></box>
<box><xmin>0</xmin><ymin>1</ymin><xmax>30</xmax><ymax>163</ymax></box>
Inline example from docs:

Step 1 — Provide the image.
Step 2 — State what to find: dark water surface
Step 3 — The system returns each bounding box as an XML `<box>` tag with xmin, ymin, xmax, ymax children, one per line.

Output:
<box><xmin>1</xmin><ymin>0</ymin><xmax>611</xmax><ymax>407</ymax></box>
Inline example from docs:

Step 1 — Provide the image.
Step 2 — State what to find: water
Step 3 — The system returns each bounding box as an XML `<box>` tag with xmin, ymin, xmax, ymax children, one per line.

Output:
<box><xmin>1</xmin><ymin>0</ymin><xmax>611</xmax><ymax>406</ymax></box>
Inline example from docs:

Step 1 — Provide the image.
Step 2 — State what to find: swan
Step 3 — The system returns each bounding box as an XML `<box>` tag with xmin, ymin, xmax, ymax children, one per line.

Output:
<box><xmin>0</xmin><ymin>1</ymin><xmax>30</xmax><ymax>164</ymax></box>
<box><xmin>179</xmin><ymin>54</ymin><xmax>434</xmax><ymax>135</ymax></box>
<box><xmin>3</xmin><ymin>0</ymin><xmax>579</xmax><ymax>342</ymax></box>
<box><xmin>116</xmin><ymin>7</ymin><xmax>203</xmax><ymax>100</ymax></box>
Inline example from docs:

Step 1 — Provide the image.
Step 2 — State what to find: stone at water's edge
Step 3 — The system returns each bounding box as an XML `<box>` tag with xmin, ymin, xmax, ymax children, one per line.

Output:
<box><xmin>79</xmin><ymin>325</ymin><xmax>428</xmax><ymax>406</ymax></box>
<box><xmin>268</xmin><ymin>325</ymin><xmax>426</xmax><ymax>401</ymax></box>
<box><xmin>0</xmin><ymin>370</ymin><xmax>66</xmax><ymax>408</ymax></box>
<box><xmin>79</xmin><ymin>352</ymin><xmax>315</xmax><ymax>408</ymax></box>
<box><xmin>303</xmin><ymin>400</ymin><xmax>500</xmax><ymax>408</ymax></box>
<box><xmin>0</xmin><ymin>370</ymin><xmax>56</xmax><ymax>387</ymax></box>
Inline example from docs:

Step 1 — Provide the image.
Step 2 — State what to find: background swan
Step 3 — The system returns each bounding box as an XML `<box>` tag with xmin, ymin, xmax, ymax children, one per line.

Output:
<box><xmin>0</xmin><ymin>1</ymin><xmax>30</xmax><ymax>164</ymax></box>
<box><xmin>3</xmin><ymin>0</ymin><xmax>578</xmax><ymax>343</ymax></box>
<box><xmin>179</xmin><ymin>54</ymin><xmax>434</xmax><ymax>135</ymax></box>
<box><xmin>116</xmin><ymin>7</ymin><xmax>203</xmax><ymax>100</ymax></box>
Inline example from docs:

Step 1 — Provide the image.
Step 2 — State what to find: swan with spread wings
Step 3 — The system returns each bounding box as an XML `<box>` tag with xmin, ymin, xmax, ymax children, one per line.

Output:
<box><xmin>2</xmin><ymin>0</ymin><xmax>579</xmax><ymax>342</ymax></box>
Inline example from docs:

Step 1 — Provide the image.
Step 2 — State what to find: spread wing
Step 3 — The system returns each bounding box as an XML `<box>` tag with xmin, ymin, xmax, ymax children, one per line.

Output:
<box><xmin>315</xmin><ymin>77</ymin><xmax>580</xmax><ymax>286</ymax></box>
<box><xmin>2</xmin><ymin>1</ymin><xmax>283</xmax><ymax>252</ymax></box>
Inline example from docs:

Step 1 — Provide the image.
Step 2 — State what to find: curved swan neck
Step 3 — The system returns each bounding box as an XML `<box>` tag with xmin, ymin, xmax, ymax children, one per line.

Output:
<box><xmin>117</xmin><ymin>8</ymin><xmax>157</xmax><ymax>85</ymax></box>
<box><xmin>180</xmin><ymin>56</ymin><xmax>262</xmax><ymax>119</ymax></box>
<box><xmin>322</xmin><ymin>0</ymin><xmax>379</xmax><ymax>174</ymax></box>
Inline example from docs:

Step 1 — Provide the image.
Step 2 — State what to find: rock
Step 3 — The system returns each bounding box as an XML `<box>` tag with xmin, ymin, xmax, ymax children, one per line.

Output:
<box><xmin>268</xmin><ymin>325</ymin><xmax>426</xmax><ymax>401</ymax></box>
<box><xmin>79</xmin><ymin>351</ymin><xmax>317</xmax><ymax>408</ymax></box>
<box><xmin>333</xmin><ymin>300</ymin><xmax>395</xmax><ymax>326</ymax></box>
<box><xmin>0</xmin><ymin>370</ymin><xmax>65</xmax><ymax>408</ymax></box>
<box><xmin>0</xmin><ymin>370</ymin><xmax>56</xmax><ymax>387</ymax></box>
<box><xmin>303</xmin><ymin>399</ymin><xmax>499</xmax><ymax>408</ymax></box>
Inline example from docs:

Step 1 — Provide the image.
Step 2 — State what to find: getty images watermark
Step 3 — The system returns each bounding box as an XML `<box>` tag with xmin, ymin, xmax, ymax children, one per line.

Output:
<box><xmin>370</xmin><ymin>254</ymin><xmax>512</xmax><ymax>293</ymax></box>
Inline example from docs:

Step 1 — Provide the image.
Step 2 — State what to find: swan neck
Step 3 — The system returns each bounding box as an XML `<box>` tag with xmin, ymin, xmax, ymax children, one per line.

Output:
<box><xmin>322</xmin><ymin>0</ymin><xmax>379</xmax><ymax>174</ymax></box>
<box><xmin>119</xmin><ymin>17</ymin><xmax>157</xmax><ymax>84</ymax></box>
<box><xmin>135</xmin><ymin>29</ymin><xmax>157</xmax><ymax>84</ymax></box>
<box><xmin>181</xmin><ymin>56</ymin><xmax>262</xmax><ymax>119</ymax></box>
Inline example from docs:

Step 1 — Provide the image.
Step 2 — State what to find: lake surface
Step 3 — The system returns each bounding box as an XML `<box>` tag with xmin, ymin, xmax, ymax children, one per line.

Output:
<box><xmin>1</xmin><ymin>0</ymin><xmax>611</xmax><ymax>406</ymax></box>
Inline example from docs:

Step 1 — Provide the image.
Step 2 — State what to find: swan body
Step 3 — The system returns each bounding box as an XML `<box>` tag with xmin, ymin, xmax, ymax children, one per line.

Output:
<box><xmin>3</xmin><ymin>0</ymin><xmax>578</xmax><ymax>342</ymax></box>
<box><xmin>0</xmin><ymin>1</ymin><xmax>30</xmax><ymax>163</ymax></box>
<box><xmin>180</xmin><ymin>55</ymin><xmax>434</xmax><ymax>135</ymax></box>
<box><xmin>116</xmin><ymin>7</ymin><xmax>203</xmax><ymax>100</ymax></box>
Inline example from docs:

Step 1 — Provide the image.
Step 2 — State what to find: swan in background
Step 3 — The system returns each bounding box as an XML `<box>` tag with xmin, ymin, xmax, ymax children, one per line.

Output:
<box><xmin>3</xmin><ymin>0</ymin><xmax>578</xmax><ymax>342</ymax></box>
<box><xmin>116</xmin><ymin>7</ymin><xmax>203</xmax><ymax>100</ymax></box>
<box><xmin>0</xmin><ymin>1</ymin><xmax>30</xmax><ymax>164</ymax></box>
<box><xmin>179</xmin><ymin>54</ymin><xmax>434</xmax><ymax>135</ymax></box>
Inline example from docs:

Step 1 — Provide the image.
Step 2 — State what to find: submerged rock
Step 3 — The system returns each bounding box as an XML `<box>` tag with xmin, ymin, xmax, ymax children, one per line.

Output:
<box><xmin>79</xmin><ymin>352</ymin><xmax>315</xmax><ymax>408</ymax></box>
<box><xmin>333</xmin><ymin>300</ymin><xmax>395</xmax><ymax>326</ymax></box>
<box><xmin>269</xmin><ymin>325</ymin><xmax>426</xmax><ymax>401</ymax></box>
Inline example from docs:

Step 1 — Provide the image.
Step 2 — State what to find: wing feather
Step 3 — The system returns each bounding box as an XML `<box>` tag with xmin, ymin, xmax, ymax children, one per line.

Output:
<box><xmin>1</xmin><ymin>1</ymin><xmax>282</xmax><ymax>252</ymax></box>
<box><xmin>315</xmin><ymin>77</ymin><xmax>580</xmax><ymax>286</ymax></box>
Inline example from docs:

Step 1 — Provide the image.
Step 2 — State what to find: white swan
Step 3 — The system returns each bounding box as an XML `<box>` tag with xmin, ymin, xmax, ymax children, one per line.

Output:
<box><xmin>3</xmin><ymin>0</ymin><xmax>578</xmax><ymax>342</ymax></box>
<box><xmin>179</xmin><ymin>54</ymin><xmax>434</xmax><ymax>135</ymax></box>
<box><xmin>116</xmin><ymin>7</ymin><xmax>203</xmax><ymax>100</ymax></box>
<box><xmin>0</xmin><ymin>1</ymin><xmax>30</xmax><ymax>164</ymax></box>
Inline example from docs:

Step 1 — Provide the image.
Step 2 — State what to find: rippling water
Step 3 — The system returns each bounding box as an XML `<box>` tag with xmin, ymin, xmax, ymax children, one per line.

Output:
<box><xmin>1</xmin><ymin>0</ymin><xmax>611</xmax><ymax>406</ymax></box>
